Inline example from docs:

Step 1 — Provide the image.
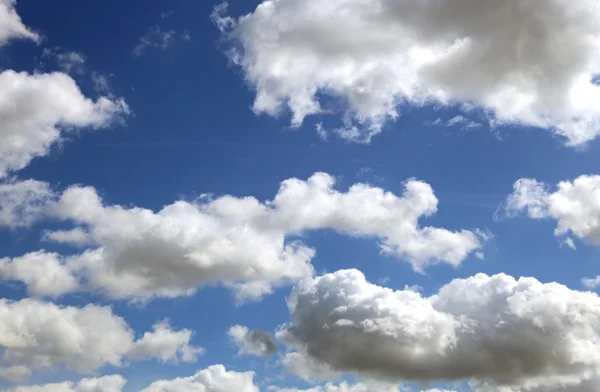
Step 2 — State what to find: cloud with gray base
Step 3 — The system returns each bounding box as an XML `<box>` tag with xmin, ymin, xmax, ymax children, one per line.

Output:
<box><xmin>280</xmin><ymin>269</ymin><xmax>600</xmax><ymax>391</ymax></box>
<box><xmin>215</xmin><ymin>0</ymin><xmax>600</xmax><ymax>145</ymax></box>
<box><xmin>229</xmin><ymin>325</ymin><xmax>278</xmax><ymax>357</ymax></box>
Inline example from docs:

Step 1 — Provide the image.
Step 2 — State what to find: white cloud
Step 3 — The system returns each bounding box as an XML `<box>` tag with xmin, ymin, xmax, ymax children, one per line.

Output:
<box><xmin>505</xmin><ymin>175</ymin><xmax>600</xmax><ymax>245</ymax></box>
<box><xmin>0</xmin><ymin>298</ymin><xmax>201</xmax><ymax>380</ymax></box>
<box><xmin>133</xmin><ymin>25</ymin><xmax>175</xmax><ymax>57</ymax></box>
<box><xmin>0</xmin><ymin>251</ymin><xmax>79</xmax><ymax>297</ymax></box>
<box><xmin>281</xmin><ymin>269</ymin><xmax>600</xmax><ymax>390</ymax></box>
<box><xmin>0</xmin><ymin>0</ymin><xmax>38</xmax><ymax>46</ymax></box>
<box><xmin>582</xmin><ymin>275</ymin><xmax>600</xmax><ymax>290</ymax></box>
<box><xmin>228</xmin><ymin>325</ymin><xmax>277</xmax><ymax>357</ymax></box>
<box><xmin>8</xmin><ymin>172</ymin><xmax>482</xmax><ymax>302</ymax></box>
<box><xmin>139</xmin><ymin>365</ymin><xmax>259</xmax><ymax>392</ymax></box>
<box><xmin>215</xmin><ymin>0</ymin><xmax>600</xmax><ymax>145</ymax></box>
<box><xmin>0</xmin><ymin>70</ymin><xmax>129</xmax><ymax>177</ymax></box>
<box><xmin>0</xmin><ymin>179</ymin><xmax>53</xmax><ymax>228</ymax></box>
<box><xmin>6</xmin><ymin>375</ymin><xmax>127</xmax><ymax>392</ymax></box>
<box><xmin>128</xmin><ymin>320</ymin><xmax>204</xmax><ymax>363</ymax></box>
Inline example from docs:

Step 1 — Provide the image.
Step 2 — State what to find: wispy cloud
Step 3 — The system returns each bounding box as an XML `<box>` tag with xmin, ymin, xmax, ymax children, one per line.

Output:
<box><xmin>133</xmin><ymin>25</ymin><xmax>175</xmax><ymax>57</ymax></box>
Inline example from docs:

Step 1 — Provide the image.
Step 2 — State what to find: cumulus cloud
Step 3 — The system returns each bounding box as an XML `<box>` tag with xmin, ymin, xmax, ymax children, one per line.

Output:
<box><xmin>0</xmin><ymin>0</ymin><xmax>38</xmax><ymax>46</ymax></box>
<box><xmin>0</xmin><ymin>298</ymin><xmax>201</xmax><ymax>380</ymax></box>
<box><xmin>228</xmin><ymin>325</ymin><xmax>277</xmax><ymax>357</ymax></box>
<box><xmin>128</xmin><ymin>320</ymin><xmax>204</xmax><ymax>363</ymax></box>
<box><xmin>280</xmin><ymin>269</ymin><xmax>600</xmax><ymax>390</ymax></box>
<box><xmin>215</xmin><ymin>0</ymin><xmax>600</xmax><ymax>145</ymax></box>
<box><xmin>139</xmin><ymin>364</ymin><xmax>259</xmax><ymax>392</ymax></box>
<box><xmin>0</xmin><ymin>251</ymin><xmax>79</xmax><ymax>297</ymax></box>
<box><xmin>5</xmin><ymin>173</ymin><xmax>481</xmax><ymax>302</ymax></box>
<box><xmin>0</xmin><ymin>70</ymin><xmax>129</xmax><ymax>177</ymax></box>
<box><xmin>6</xmin><ymin>375</ymin><xmax>127</xmax><ymax>392</ymax></box>
<box><xmin>504</xmin><ymin>175</ymin><xmax>600</xmax><ymax>245</ymax></box>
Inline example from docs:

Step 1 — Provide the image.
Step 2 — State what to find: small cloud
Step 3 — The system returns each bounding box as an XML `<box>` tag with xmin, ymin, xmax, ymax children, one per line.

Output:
<box><xmin>378</xmin><ymin>277</ymin><xmax>390</xmax><ymax>285</ymax></box>
<box><xmin>133</xmin><ymin>25</ymin><xmax>175</xmax><ymax>57</ymax></box>
<box><xmin>403</xmin><ymin>284</ymin><xmax>423</xmax><ymax>292</ymax></box>
<box><xmin>315</xmin><ymin>122</ymin><xmax>328</xmax><ymax>141</ymax></box>
<box><xmin>560</xmin><ymin>237</ymin><xmax>577</xmax><ymax>250</ymax></box>
<box><xmin>582</xmin><ymin>275</ymin><xmax>600</xmax><ymax>290</ymax></box>
<box><xmin>182</xmin><ymin>30</ymin><xmax>191</xmax><ymax>41</ymax></box>
<box><xmin>160</xmin><ymin>10</ymin><xmax>174</xmax><ymax>19</ymax></box>
<box><xmin>41</xmin><ymin>48</ymin><xmax>86</xmax><ymax>74</ymax></box>
<box><xmin>91</xmin><ymin>72</ymin><xmax>114</xmax><ymax>95</ymax></box>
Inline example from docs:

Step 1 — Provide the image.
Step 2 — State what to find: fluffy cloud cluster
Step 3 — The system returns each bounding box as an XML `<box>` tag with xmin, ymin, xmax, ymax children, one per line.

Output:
<box><xmin>0</xmin><ymin>70</ymin><xmax>129</xmax><ymax>177</ymax></box>
<box><xmin>505</xmin><ymin>175</ymin><xmax>600</xmax><ymax>244</ymax></box>
<box><xmin>139</xmin><ymin>364</ymin><xmax>259</xmax><ymax>392</ymax></box>
<box><xmin>215</xmin><ymin>0</ymin><xmax>600</xmax><ymax>145</ymax></box>
<box><xmin>228</xmin><ymin>325</ymin><xmax>277</xmax><ymax>357</ymax></box>
<box><xmin>0</xmin><ymin>173</ymin><xmax>483</xmax><ymax>302</ymax></box>
<box><xmin>6</xmin><ymin>375</ymin><xmax>127</xmax><ymax>392</ymax></box>
<box><xmin>0</xmin><ymin>0</ymin><xmax>38</xmax><ymax>46</ymax></box>
<box><xmin>0</xmin><ymin>298</ymin><xmax>201</xmax><ymax>381</ymax></box>
<box><xmin>280</xmin><ymin>269</ymin><xmax>600</xmax><ymax>390</ymax></box>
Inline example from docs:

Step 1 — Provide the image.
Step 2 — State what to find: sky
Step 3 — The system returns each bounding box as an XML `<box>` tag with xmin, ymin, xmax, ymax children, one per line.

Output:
<box><xmin>2</xmin><ymin>0</ymin><xmax>600</xmax><ymax>391</ymax></box>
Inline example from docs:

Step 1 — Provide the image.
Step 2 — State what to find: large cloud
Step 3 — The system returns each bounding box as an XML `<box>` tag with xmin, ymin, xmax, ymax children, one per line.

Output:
<box><xmin>139</xmin><ymin>364</ymin><xmax>259</xmax><ymax>392</ymax></box>
<box><xmin>2</xmin><ymin>173</ymin><xmax>482</xmax><ymax>301</ymax></box>
<box><xmin>6</xmin><ymin>375</ymin><xmax>127</xmax><ymax>392</ymax></box>
<box><xmin>280</xmin><ymin>269</ymin><xmax>600</xmax><ymax>390</ymax></box>
<box><xmin>0</xmin><ymin>0</ymin><xmax>38</xmax><ymax>46</ymax></box>
<box><xmin>0</xmin><ymin>298</ymin><xmax>201</xmax><ymax>381</ymax></box>
<box><xmin>215</xmin><ymin>0</ymin><xmax>600</xmax><ymax>145</ymax></box>
<box><xmin>0</xmin><ymin>70</ymin><xmax>129</xmax><ymax>177</ymax></box>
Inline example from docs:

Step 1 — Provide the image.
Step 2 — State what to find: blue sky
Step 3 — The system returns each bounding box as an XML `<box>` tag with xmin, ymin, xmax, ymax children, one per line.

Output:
<box><xmin>2</xmin><ymin>1</ymin><xmax>600</xmax><ymax>391</ymax></box>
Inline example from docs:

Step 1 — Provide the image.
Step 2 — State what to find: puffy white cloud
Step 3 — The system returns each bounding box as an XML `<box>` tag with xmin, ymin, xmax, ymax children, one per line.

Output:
<box><xmin>0</xmin><ymin>251</ymin><xmax>79</xmax><ymax>297</ymax></box>
<box><xmin>266</xmin><ymin>173</ymin><xmax>483</xmax><ymax>270</ymax></box>
<box><xmin>582</xmin><ymin>275</ymin><xmax>600</xmax><ymax>290</ymax></box>
<box><xmin>505</xmin><ymin>175</ymin><xmax>600</xmax><ymax>244</ymax></box>
<box><xmin>0</xmin><ymin>0</ymin><xmax>38</xmax><ymax>46</ymax></box>
<box><xmin>228</xmin><ymin>325</ymin><xmax>277</xmax><ymax>357</ymax></box>
<box><xmin>215</xmin><ymin>0</ymin><xmax>600</xmax><ymax>145</ymax></box>
<box><xmin>0</xmin><ymin>179</ymin><xmax>53</xmax><ymax>228</ymax></box>
<box><xmin>0</xmin><ymin>298</ymin><xmax>201</xmax><ymax>380</ymax></box>
<box><xmin>23</xmin><ymin>172</ymin><xmax>481</xmax><ymax>301</ymax></box>
<box><xmin>0</xmin><ymin>70</ymin><xmax>129</xmax><ymax>177</ymax></box>
<box><xmin>6</xmin><ymin>375</ymin><xmax>127</xmax><ymax>392</ymax></box>
<box><xmin>128</xmin><ymin>320</ymin><xmax>204</xmax><ymax>363</ymax></box>
<box><xmin>139</xmin><ymin>364</ymin><xmax>259</xmax><ymax>392</ymax></box>
<box><xmin>281</xmin><ymin>269</ymin><xmax>600</xmax><ymax>390</ymax></box>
